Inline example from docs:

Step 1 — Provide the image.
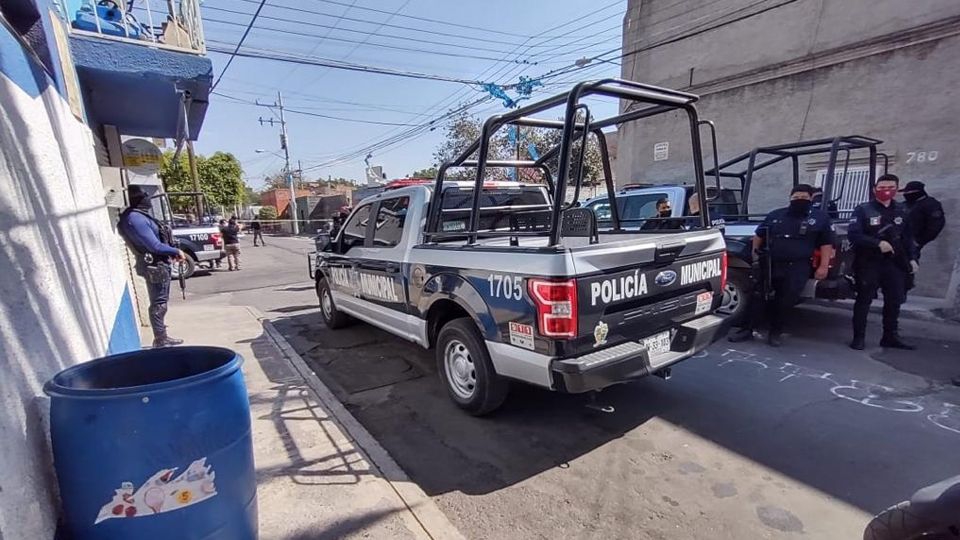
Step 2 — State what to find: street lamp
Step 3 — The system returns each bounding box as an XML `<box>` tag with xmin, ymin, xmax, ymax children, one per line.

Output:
<box><xmin>255</xmin><ymin>149</ymin><xmax>283</xmax><ymax>159</ymax></box>
<box><xmin>574</xmin><ymin>56</ymin><xmax>620</xmax><ymax>68</ymax></box>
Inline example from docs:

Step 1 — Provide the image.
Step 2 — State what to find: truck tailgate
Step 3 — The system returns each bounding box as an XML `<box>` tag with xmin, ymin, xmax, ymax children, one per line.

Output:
<box><xmin>567</xmin><ymin>232</ymin><xmax>726</xmax><ymax>357</ymax></box>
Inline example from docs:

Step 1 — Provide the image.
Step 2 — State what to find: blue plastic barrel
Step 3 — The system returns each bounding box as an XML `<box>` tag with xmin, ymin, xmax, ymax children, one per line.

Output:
<box><xmin>44</xmin><ymin>346</ymin><xmax>257</xmax><ymax>539</ymax></box>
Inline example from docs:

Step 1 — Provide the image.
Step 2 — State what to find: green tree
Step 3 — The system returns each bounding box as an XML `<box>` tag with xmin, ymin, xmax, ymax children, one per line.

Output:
<box><xmin>431</xmin><ymin>106</ymin><xmax>605</xmax><ymax>186</ymax></box>
<box><xmin>410</xmin><ymin>167</ymin><xmax>438</xmax><ymax>179</ymax></box>
<box><xmin>159</xmin><ymin>150</ymin><xmax>246</xmax><ymax>213</ymax></box>
<box><xmin>244</xmin><ymin>186</ymin><xmax>262</xmax><ymax>205</ymax></box>
<box><xmin>257</xmin><ymin>206</ymin><xmax>278</xmax><ymax>220</ymax></box>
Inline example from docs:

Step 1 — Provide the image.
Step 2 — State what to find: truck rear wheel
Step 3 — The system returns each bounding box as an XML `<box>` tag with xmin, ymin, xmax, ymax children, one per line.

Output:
<box><xmin>317</xmin><ymin>278</ymin><xmax>350</xmax><ymax>329</ymax></box>
<box><xmin>436</xmin><ymin>318</ymin><xmax>508</xmax><ymax>416</ymax></box>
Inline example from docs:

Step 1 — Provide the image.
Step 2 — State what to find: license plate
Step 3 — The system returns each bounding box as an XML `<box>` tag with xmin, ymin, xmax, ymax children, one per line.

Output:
<box><xmin>203</xmin><ymin>245</ymin><xmax>215</xmax><ymax>251</ymax></box>
<box><xmin>641</xmin><ymin>331</ymin><xmax>672</xmax><ymax>366</ymax></box>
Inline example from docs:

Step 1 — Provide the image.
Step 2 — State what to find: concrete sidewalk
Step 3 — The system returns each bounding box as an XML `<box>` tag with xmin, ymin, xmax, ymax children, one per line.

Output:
<box><xmin>160</xmin><ymin>304</ymin><xmax>464</xmax><ymax>540</ymax></box>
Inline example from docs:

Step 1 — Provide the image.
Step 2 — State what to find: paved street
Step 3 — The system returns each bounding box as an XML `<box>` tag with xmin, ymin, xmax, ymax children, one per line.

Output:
<box><xmin>178</xmin><ymin>235</ymin><xmax>960</xmax><ymax>539</ymax></box>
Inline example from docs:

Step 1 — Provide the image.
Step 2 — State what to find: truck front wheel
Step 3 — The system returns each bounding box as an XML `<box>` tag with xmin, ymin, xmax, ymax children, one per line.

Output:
<box><xmin>436</xmin><ymin>318</ymin><xmax>508</xmax><ymax>416</ymax></box>
<box><xmin>317</xmin><ymin>278</ymin><xmax>350</xmax><ymax>329</ymax></box>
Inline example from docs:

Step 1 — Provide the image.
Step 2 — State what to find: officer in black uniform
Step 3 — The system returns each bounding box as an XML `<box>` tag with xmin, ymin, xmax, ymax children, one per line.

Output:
<box><xmin>848</xmin><ymin>174</ymin><xmax>919</xmax><ymax>350</ymax></box>
<box><xmin>900</xmin><ymin>180</ymin><xmax>945</xmax><ymax>259</ymax></box>
<box><xmin>117</xmin><ymin>185</ymin><xmax>186</xmax><ymax>348</ymax></box>
<box><xmin>729</xmin><ymin>184</ymin><xmax>835</xmax><ymax>346</ymax></box>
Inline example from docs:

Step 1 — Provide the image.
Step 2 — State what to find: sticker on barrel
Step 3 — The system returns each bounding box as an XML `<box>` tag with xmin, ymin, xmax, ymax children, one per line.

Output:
<box><xmin>94</xmin><ymin>458</ymin><xmax>217</xmax><ymax>524</ymax></box>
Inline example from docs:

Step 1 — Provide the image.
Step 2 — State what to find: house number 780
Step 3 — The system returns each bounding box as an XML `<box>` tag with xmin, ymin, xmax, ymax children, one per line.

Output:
<box><xmin>906</xmin><ymin>151</ymin><xmax>938</xmax><ymax>163</ymax></box>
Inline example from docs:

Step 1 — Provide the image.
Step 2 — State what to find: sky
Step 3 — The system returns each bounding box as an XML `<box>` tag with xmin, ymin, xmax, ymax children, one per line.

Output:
<box><xmin>194</xmin><ymin>0</ymin><xmax>626</xmax><ymax>190</ymax></box>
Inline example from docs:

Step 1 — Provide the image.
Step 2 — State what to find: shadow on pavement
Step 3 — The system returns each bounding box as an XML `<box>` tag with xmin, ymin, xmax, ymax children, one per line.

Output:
<box><xmin>271</xmin><ymin>306</ymin><xmax>960</xmax><ymax>515</ymax></box>
<box><xmin>283</xmin><ymin>508</ymin><xmax>406</xmax><ymax>540</ymax></box>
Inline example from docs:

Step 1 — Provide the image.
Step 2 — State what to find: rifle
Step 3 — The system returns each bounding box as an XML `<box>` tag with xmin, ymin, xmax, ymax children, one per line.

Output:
<box><xmin>751</xmin><ymin>227</ymin><xmax>774</xmax><ymax>302</ymax></box>
<box><xmin>877</xmin><ymin>223</ymin><xmax>915</xmax><ymax>290</ymax></box>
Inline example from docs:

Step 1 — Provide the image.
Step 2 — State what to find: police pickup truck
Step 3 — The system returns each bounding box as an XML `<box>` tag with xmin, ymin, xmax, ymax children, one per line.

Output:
<box><xmin>309</xmin><ymin>80</ymin><xmax>731</xmax><ymax>414</ymax></box>
<box><xmin>171</xmin><ymin>221</ymin><xmax>224</xmax><ymax>279</ymax></box>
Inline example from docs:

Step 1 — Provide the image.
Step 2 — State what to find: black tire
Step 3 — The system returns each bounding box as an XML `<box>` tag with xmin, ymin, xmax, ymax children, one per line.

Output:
<box><xmin>171</xmin><ymin>257</ymin><xmax>196</xmax><ymax>280</ymax></box>
<box><xmin>719</xmin><ymin>268</ymin><xmax>752</xmax><ymax>326</ymax></box>
<box><xmin>316</xmin><ymin>278</ymin><xmax>350</xmax><ymax>329</ymax></box>
<box><xmin>436</xmin><ymin>318</ymin><xmax>509</xmax><ymax>416</ymax></box>
<box><xmin>863</xmin><ymin>501</ymin><xmax>955</xmax><ymax>540</ymax></box>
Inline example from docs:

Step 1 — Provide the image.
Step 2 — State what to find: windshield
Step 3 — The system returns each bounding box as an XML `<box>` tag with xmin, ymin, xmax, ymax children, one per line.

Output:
<box><xmin>437</xmin><ymin>186</ymin><xmax>550</xmax><ymax>233</ymax></box>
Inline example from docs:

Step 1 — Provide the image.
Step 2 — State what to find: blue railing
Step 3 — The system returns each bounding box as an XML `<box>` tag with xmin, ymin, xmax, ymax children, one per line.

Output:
<box><xmin>67</xmin><ymin>0</ymin><xmax>205</xmax><ymax>54</ymax></box>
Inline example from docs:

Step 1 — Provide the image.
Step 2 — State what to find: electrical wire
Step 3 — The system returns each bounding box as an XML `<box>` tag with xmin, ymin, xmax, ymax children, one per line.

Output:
<box><xmin>213</xmin><ymin>91</ymin><xmax>423</xmax><ymax>126</ymax></box>
<box><xmin>275</xmin><ymin>0</ymin><xmax>358</xmax><ymax>86</ymax></box>
<box><xmin>206</xmin><ymin>42</ymin><xmax>486</xmax><ymax>85</ymax></box>
<box><xmin>222</xmin><ymin>0</ymin><xmax>614</xmax><ymax>46</ymax></box>
<box><xmin>204</xmin><ymin>18</ymin><xmax>538</xmax><ymax>63</ymax></box>
<box><xmin>211</xmin><ymin>0</ymin><xmax>268</xmax><ymax>90</ymax></box>
<box><xmin>202</xmin><ymin>5</ymin><xmax>547</xmax><ymax>58</ymax></box>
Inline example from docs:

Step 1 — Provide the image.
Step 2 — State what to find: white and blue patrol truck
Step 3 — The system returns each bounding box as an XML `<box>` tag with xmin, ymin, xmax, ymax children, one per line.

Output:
<box><xmin>310</xmin><ymin>80</ymin><xmax>731</xmax><ymax>415</ymax></box>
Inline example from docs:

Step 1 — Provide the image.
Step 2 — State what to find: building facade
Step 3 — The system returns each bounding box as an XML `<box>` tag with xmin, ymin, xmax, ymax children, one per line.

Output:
<box><xmin>0</xmin><ymin>0</ymin><xmax>210</xmax><ymax>536</ymax></box>
<box><xmin>262</xmin><ymin>187</ymin><xmax>312</xmax><ymax>217</ymax></box>
<box><xmin>617</xmin><ymin>0</ymin><xmax>960</xmax><ymax>300</ymax></box>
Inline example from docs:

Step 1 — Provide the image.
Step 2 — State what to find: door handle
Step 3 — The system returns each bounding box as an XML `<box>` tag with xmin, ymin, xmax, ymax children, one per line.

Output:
<box><xmin>384</xmin><ymin>263</ymin><xmax>399</xmax><ymax>273</ymax></box>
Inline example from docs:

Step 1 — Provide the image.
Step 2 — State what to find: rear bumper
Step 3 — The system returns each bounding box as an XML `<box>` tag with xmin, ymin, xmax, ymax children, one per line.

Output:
<box><xmin>551</xmin><ymin>314</ymin><xmax>730</xmax><ymax>393</ymax></box>
<box><xmin>194</xmin><ymin>249</ymin><xmax>224</xmax><ymax>262</ymax></box>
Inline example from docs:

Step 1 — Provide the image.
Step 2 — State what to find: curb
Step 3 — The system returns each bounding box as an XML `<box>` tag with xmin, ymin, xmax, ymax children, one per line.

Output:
<box><xmin>247</xmin><ymin>307</ymin><xmax>466</xmax><ymax>540</ymax></box>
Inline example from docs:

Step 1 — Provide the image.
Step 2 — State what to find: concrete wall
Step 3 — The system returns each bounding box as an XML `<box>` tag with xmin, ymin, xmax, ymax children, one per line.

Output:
<box><xmin>618</xmin><ymin>0</ymin><xmax>960</xmax><ymax>298</ymax></box>
<box><xmin>0</xmin><ymin>17</ymin><xmax>140</xmax><ymax>539</ymax></box>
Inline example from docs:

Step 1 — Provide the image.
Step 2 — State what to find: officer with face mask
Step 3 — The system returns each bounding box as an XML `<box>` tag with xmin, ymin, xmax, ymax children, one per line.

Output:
<box><xmin>729</xmin><ymin>184</ymin><xmax>835</xmax><ymax>346</ymax></box>
<box><xmin>848</xmin><ymin>174</ymin><xmax>919</xmax><ymax>350</ymax></box>
<box><xmin>641</xmin><ymin>197</ymin><xmax>683</xmax><ymax>230</ymax></box>
<box><xmin>900</xmin><ymin>180</ymin><xmax>945</xmax><ymax>260</ymax></box>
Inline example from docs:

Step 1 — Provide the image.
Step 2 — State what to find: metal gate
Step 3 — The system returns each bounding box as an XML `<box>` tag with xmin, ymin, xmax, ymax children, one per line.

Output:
<box><xmin>816</xmin><ymin>166</ymin><xmax>872</xmax><ymax>216</ymax></box>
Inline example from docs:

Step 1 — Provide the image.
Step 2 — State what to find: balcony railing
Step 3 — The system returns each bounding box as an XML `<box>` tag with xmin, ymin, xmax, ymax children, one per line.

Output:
<box><xmin>67</xmin><ymin>0</ymin><xmax>206</xmax><ymax>54</ymax></box>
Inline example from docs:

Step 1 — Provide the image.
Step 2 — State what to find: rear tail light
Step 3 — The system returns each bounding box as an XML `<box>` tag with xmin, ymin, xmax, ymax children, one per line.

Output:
<box><xmin>211</xmin><ymin>233</ymin><xmax>223</xmax><ymax>248</ymax></box>
<box><xmin>528</xmin><ymin>278</ymin><xmax>578</xmax><ymax>338</ymax></box>
<box><xmin>720</xmin><ymin>251</ymin><xmax>728</xmax><ymax>291</ymax></box>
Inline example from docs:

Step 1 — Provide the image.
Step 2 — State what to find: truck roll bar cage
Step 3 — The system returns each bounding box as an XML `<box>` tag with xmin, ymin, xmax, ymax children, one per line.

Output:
<box><xmin>424</xmin><ymin>78</ymin><xmax>715</xmax><ymax>246</ymax></box>
<box><xmin>704</xmin><ymin>135</ymin><xmax>885</xmax><ymax>217</ymax></box>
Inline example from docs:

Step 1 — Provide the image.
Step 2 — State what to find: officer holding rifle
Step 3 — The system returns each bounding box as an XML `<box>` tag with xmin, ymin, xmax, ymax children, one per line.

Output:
<box><xmin>117</xmin><ymin>185</ymin><xmax>186</xmax><ymax>348</ymax></box>
<box><xmin>848</xmin><ymin>174</ymin><xmax>918</xmax><ymax>350</ymax></box>
<box><xmin>729</xmin><ymin>184</ymin><xmax>835</xmax><ymax>347</ymax></box>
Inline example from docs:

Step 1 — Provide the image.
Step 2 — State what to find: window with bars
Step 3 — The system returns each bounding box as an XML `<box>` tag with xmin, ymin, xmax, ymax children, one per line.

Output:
<box><xmin>814</xmin><ymin>166</ymin><xmax>876</xmax><ymax>217</ymax></box>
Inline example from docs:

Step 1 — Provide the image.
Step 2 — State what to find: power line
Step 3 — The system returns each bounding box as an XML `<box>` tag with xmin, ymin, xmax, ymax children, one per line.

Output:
<box><xmin>204</xmin><ymin>18</ymin><xmax>539</xmax><ymax>63</ymax></box>
<box><xmin>309</xmin><ymin>0</ymin><xmax>570</xmax><ymax>39</ymax></box>
<box><xmin>206</xmin><ymin>42</ymin><xmax>485</xmax><ymax>85</ymax></box>
<box><xmin>202</xmin><ymin>5</ymin><xmax>551</xmax><ymax>58</ymax></box>
<box><xmin>290</xmin><ymin>0</ymin><xmax>627</xmax><ymax>173</ymax></box>
<box><xmin>213</xmin><ymin>91</ymin><xmax>423</xmax><ymax>126</ymax></box>
<box><xmin>211</xmin><ymin>0</ymin><xmax>268</xmax><ymax>90</ymax></box>
<box><xmin>275</xmin><ymin>0</ymin><xmax>358</xmax><ymax>86</ymax></box>
<box><xmin>222</xmin><ymin>0</ymin><xmax>612</xmax><ymax>46</ymax></box>
<box><xmin>300</xmin><ymin>0</ymin><xmax>411</xmax><ymax>88</ymax></box>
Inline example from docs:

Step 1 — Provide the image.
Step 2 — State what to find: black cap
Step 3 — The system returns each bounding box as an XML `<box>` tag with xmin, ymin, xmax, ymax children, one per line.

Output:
<box><xmin>899</xmin><ymin>180</ymin><xmax>925</xmax><ymax>193</ymax></box>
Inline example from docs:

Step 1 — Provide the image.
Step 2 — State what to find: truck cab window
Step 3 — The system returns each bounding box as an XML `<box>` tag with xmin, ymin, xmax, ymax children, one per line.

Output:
<box><xmin>373</xmin><ymin>196</ymin><xmax>410</xmax><ymax>248</ymax></box>
<box><xmin>341</xmin><ymin>204</ymin><xmax>372</xmax><ymax>251</ymax></box>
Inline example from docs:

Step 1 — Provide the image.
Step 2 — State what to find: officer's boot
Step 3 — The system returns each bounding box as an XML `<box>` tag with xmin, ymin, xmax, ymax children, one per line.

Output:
<box><xmin>727</xmin><ymin>327</ymin><xmax>754</xmax><ymax>343</ymax></box>
<box><xmin>850</xmin><ymin>297</ymin><xmax>869</xmax><ymax>350</ymax></box>
<box><xmin>152</xmin><ymin>334</ymin><xmax>184</xmax><ymax>348</ymax></box>
<box><xmin>879</xmin><ymin>301</ymin><xmax>915</xmax><ymax>350</ymax></box>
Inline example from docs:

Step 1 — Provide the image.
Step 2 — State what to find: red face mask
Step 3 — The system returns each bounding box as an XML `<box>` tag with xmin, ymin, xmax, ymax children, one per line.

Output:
<box><xmin>875</xmin><ymin>187</ymin><xmax>897</xmax><ymax>202</ymax></box>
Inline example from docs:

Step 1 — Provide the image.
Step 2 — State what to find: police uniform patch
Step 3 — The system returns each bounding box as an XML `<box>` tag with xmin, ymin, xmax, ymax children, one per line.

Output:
<box><xmin>807</xmin><ymin>218</ymin><xmax>817</xmax><ymax>226</ymax></box>
<box><xmin>870</xmin><ymin>216</ymin><xmax>881</xmax><ymax>226</ymax></box>
<box><xmin>894</xmin><ymin>217</ymin><xmax>903</xmax><ymax>225</ymax></box>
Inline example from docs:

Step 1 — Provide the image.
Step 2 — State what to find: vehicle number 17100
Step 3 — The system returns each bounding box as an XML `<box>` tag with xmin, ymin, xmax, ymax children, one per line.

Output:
<box><xmin>487</xmin><ymin>274</ymin><xmax>523</xmax><ymax>300</ymax></box>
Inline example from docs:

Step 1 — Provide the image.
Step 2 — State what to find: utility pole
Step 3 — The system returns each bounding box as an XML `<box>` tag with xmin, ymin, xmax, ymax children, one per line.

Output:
<box><xmin>185</xmin><ymin>140</ymin><xmax>204</xmax><ymax>219</ymax></box>
<box><xmin>258</xmin><ymin>91</ymin><xmax>299</xmax><ymax>235</ymax></box>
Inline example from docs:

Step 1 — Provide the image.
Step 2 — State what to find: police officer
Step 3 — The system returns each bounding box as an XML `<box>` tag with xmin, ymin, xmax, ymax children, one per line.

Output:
<box><xmin>729</xmin><ymin>184</ymin><xmax>835</xmax><ymax>346</ymax></box>
<box><xmin>849</xmin><ymin>174</ymin><xmax>919</xmax><ymax>350</ymax></box>
<box><xmin>641</xmin><ymin>198</ymin><xmax>684</xmax><ymax>230</ymax></box>
<box><xmin>900</xmin><ymin>180</ymin><xmax>945</xmax><ymax>259</ymax></box>
<box><xmin>117</xmin><ymin>185</ymin><xmax>186</xmax><ymax>348</ymax></box>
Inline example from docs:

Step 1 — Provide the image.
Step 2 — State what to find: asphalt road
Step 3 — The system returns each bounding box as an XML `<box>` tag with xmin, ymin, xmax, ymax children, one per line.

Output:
<box><xmin>180</xmin><ymin>235</ymin><xmax>960</xmax><ymax>539</ymax></box>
